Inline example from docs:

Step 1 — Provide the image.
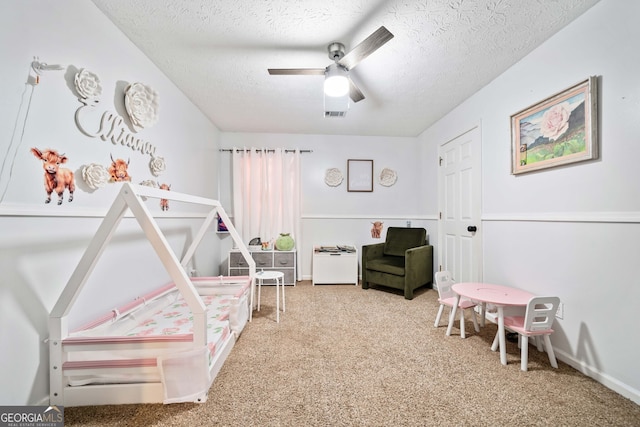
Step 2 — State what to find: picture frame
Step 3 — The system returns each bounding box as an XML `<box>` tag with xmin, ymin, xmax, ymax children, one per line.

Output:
<box><xmin>511</xmin><ymin>76</ymin><xmax>598</xmax><ymax>175</ymax></box>
<box><xmin>347</xmin><ymin>159</ymin><xmax>373</xmax><ymax>192</ymax></box>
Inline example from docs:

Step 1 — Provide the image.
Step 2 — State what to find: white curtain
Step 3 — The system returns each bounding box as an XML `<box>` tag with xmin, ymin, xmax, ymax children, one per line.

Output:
<box><xmin>232</xmin><ymin>147</ymin><xmax>302</xmax><ymax>278</ymax></box>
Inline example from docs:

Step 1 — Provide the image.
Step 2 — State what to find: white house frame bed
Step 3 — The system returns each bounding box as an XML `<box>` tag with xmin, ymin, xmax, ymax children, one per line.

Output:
<box><xmin>49</xmin><ymin>183</ymin><xmax>256</xmax><ymax>407</ymax></box>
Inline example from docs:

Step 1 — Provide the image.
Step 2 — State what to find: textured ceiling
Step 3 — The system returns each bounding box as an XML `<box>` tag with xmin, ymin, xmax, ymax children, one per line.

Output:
<box><xmin>91</xmin><ymin>0</ymin><xmax>600</xmax><ymax>137</ymax></box>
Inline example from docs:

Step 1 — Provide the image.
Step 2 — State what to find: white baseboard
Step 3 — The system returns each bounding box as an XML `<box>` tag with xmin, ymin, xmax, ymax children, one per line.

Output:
<box><xmin>554</xmin><ymin>348</ymin><xmax>640</xmax><ymax>405</ymax></box>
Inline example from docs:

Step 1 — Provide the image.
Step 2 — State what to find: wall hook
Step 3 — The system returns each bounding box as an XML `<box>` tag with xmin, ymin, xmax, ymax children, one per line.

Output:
<box><xmin>30</xmin><ymin>56</ymin><xmax>65</xmax><ymax>85</ymax></box>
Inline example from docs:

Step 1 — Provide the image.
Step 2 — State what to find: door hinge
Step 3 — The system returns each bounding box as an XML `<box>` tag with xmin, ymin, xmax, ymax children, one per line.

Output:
<box><xmin>439</xmin><ymin>212</ymin><xmax>442</xmax><ymax>220</ymax></box>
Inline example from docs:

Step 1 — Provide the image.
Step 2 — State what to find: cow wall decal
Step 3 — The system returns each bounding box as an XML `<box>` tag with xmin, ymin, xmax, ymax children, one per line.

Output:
<box><xmin>159</xmin><ymin>183</ymin><xmax>171</xmax><ymax>211</ymax></box>
<box><xmin>371</xmin><ymin>221</ymin><xmax>383</xmax><ymax>239</ymax></box>
<box><xmin>108</xmin><ymin>154</ymin><xmax>131</xmax><ymax>182</ymax></box>
<box><xmin>30</xmin><ymin>147</ymin><xmax>75</xmax><ymax>205</ymax></box>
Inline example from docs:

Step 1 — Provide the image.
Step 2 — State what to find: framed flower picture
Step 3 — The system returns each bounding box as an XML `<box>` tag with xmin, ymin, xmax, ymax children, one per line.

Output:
<box><xmin>511</xmin><ymin>76</ymin><xmax>598</xmax><ymax>175</ymax></box>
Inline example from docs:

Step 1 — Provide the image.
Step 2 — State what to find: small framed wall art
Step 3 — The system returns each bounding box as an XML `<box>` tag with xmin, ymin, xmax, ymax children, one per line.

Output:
<box><xmin>511</xmin><ymin>76</ymin><xmax>598</xmax><ymax>175</ymax></box>
<box><xmin>347</xmin><ymin>159</ymin><xmax>373</xmax><ymax>192</ymax></box>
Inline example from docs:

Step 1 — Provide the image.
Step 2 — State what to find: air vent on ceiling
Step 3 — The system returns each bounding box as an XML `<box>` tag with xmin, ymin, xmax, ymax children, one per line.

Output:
<box><xmin>324</xmin><ymin>92</ymin><xmax>349</xmax><ymax>118</ymax></box>
<box><xmin>325</xmin><ymin>111</ymin><xmax>346</xmax><ymax>118</ymax></box>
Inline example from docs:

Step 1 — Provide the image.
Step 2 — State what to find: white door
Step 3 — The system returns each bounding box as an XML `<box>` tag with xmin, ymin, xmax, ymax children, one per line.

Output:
<box><xmin>438</xmin><ymin>126</ymin><xmax>482</xmax><ymax>283</ymax></box>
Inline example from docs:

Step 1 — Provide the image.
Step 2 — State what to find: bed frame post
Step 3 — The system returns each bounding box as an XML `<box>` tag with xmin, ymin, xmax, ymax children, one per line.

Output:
<box><xmin>48</xmin><ymin>316</ymin><xmax>67</xmax><ymax>406</ymax></box>
<box><xmin>49</xmin><ymin>192</ymin><xmax>129</xmax><ymax>405</ymax></box>
<box><xmin>216</xmin><ymin>206</ymin><xmax>256</xmax><ymax>319</ymax></box>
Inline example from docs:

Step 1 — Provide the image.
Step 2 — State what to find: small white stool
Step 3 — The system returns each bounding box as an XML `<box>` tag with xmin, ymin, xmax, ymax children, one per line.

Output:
<box><xmin>255</xmin><ymin>270</ymin><xmax>285</xmax><ymax>323</ymax></box>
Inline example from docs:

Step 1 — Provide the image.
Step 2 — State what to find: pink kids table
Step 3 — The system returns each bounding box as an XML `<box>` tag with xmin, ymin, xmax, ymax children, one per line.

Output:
<box><xmin>446</xmin><ymin>282</ymin><xmax>535</xmax><ymax>365</ymax></box>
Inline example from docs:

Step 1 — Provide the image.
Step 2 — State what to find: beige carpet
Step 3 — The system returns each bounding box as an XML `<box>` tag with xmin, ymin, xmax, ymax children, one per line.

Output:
<box><xmin>65</xmin><ymin>281</ymin><xmax>640</xmax><ymax>426</ymax></box>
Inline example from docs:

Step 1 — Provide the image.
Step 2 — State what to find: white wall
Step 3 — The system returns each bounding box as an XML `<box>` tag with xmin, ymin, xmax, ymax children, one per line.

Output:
<box><xmin>218</xmin><ymin>132</ymin><xmax>438</xmax><ymax>278</ymax></box>
<box><xmin>0</xmin><ymin>1</ymin><xmax>221</xmax><ymax>405</ymax></box>
<box><xmin>420</xmin><ymin>0</ymin><xmax>640</xmax><ymax>403</ymax></box>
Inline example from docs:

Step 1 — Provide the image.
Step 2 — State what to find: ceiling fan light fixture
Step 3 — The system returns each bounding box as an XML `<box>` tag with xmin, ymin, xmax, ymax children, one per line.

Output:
<box><xmin>268</xmin><ymin>26</ymin><xmax>394</xmax><ymax>107</ymax></box>
<box><xmin>324</xmin><ymin>64</ymin><xmax>349</xmax><ymax>97</ymax></box>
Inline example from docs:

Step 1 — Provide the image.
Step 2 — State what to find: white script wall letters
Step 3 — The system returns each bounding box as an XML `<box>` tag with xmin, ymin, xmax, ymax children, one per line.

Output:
<box><xmin>75</xmin><ymin>105</ymin><xmax>157</xmax><ymax>158</ymax></box>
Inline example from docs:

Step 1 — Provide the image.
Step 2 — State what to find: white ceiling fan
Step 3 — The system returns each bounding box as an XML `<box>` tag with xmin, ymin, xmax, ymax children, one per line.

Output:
<box><xmin>268</xmin><ymin>26</ymin><xmax>394</xmax><ymax>105</ymax></box>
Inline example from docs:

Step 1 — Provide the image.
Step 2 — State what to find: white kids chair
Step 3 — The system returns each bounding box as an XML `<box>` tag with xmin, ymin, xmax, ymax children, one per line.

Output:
<box><xmin>491</xmin><ymin>296</ymin><xmax>560</xmax><ymax>371</ymax></box>
<box><xmin>434</xmin><ymin>271</ymin><xmax>479</xmax><ymax>338</ymax></box>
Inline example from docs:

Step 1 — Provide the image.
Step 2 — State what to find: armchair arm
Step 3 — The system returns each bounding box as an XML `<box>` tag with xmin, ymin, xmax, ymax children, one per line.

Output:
<box><xmin>404</xmin><ymin>245</ymin><xmax>434</xmax><ymax>288</ymax></box>
<box><xmin>361</xmin><ymin>243</ymin><xmax>385</xmax><ymax>288</ymax></box>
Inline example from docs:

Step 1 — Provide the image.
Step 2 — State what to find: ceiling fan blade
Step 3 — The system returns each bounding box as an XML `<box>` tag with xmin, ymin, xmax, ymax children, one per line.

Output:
<box><xmin>338</xmin><ymin>26</ymin><xmax>394</xmax><ymax>70</ymax></box>
<box><xmin>268</xmin><ymin>68</ymin><xmax>325</xmax><ymax>75</ymax></box>
<box><xmin>348</xmin><ymin>77</ymin><xmax>365</xmax><ymax>103</ymax></box>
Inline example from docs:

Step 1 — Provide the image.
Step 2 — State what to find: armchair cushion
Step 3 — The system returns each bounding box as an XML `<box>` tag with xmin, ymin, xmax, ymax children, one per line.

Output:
<box><xmin>365</xmin><ymin>255</ymin><xmax>405</xmax><ymax>276</ymax></box>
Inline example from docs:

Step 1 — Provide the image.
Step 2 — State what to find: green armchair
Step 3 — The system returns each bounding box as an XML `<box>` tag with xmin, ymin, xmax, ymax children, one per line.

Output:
<box><xmin>361</xmin><ymin>227</ymin><xmax>433</xmax><ymax>300</ymax></box>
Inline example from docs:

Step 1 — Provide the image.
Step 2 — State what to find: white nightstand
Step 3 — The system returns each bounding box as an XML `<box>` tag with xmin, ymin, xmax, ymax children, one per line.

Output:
<box><xmin>312</xmin><ymin>245</ymin><xmax>358</xmax><ymax>285</ymax></box>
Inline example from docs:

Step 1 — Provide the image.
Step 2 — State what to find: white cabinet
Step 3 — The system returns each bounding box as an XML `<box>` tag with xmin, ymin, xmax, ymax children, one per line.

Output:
<box><xmin>312</xmin><ymin>246</ymin><xmax>358</xmax><ymax>285</ymax></box>
<box><xmin>228</xmin><ymin>250</ymin><xmax>296</xmax><ymax>285</ymax></box>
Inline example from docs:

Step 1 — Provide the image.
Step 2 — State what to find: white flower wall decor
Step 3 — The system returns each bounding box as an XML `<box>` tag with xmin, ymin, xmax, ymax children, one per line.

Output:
<box><xmin>124</xmin><ymin>82</ymin><xmax>159</xmax><ymax>131</ymax></box>
<box><xmin>138</xmin><ymin>179</ymin><xmax>158</xmax><ymax>201</ymax></box>
<box><xmin>81</xmin><ymin>163</ymin><xmax>110</xmax><ymax>190</ymax></box>
<box><xmin>149</xmin><ymin>156</ymin><xmax>166</xmax><ymax>177</ymax></box>
<box><xmin>324</xmin><ymin>168</ymin><xmax>343</xmax><ymax>187</ymax></box>
<box><xmin>139</xmin><ymin>179</ymin><xmax>158</xmax><ymax>189</ymax></box>
<box><xmin>72</xmin><ymin>67</ymin><xmax>167</xmax><ymax>190</ymax></box>
<box><xmin>379</xmin><ymin>168</ymin><xmax>397</xmax><ymax>187</ymax></box>
<box><xmin>74</xmin><ymin>69</ymin><xmax>102</xmax><ymax>104</ymax></box>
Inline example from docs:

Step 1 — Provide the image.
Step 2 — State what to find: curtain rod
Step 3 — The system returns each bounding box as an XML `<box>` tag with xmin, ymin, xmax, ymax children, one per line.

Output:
<box><xmin>219</xmin><ymin>148</ymin><xmax>313</xmax><ymax>153</ymax></box>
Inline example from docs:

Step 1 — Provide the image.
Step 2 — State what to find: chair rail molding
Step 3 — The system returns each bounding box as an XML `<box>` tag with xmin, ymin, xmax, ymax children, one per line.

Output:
<box><xmin>482</xmin><ymin>211</ymin><xmax>640</xmax><ymax>224</ymax></box>
<box><xmin>303</xmin><ymin>213</ymin><xmax>438</xmax><ymax>220</ymax></box>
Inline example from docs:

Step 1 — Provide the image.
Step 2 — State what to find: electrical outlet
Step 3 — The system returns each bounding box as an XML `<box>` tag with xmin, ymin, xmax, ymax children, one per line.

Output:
<box><xmin>556</xmin><ymin>302</ymin><xmax>564</xmax><ymax>319</ymax></box>
<box><xmin>406</xmin><ymin>220</ymin><xmax>411</xmax><ymax>227</ymax></box>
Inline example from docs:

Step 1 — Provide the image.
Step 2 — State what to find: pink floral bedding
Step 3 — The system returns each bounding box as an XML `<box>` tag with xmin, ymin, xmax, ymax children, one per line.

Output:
<box><xmin>65</xmin><ymin>276</ymin><xmax>251</xmax><ymax>369</ymax></box>
<box><xmin>125</xmin><ymin>294</ymin><xmax>232</xmax><ymax>337</ymax></box>
<box><xmin>122</xmin><ymin>293</ymin><xmax>233</xmax><ymax>358</ymax></box>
